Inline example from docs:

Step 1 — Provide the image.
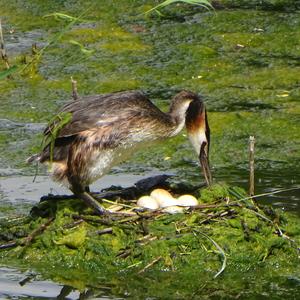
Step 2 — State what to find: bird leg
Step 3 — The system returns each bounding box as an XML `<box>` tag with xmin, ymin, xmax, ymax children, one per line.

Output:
<box><xmin>74</xmin><ymin>191</ymin><xmax>107</xmax><ymax>215</ymax></box>
<box><xmin>69</xmin><ymin>177</ymin><xmax>107</xmax><ymax>215</ymax></box>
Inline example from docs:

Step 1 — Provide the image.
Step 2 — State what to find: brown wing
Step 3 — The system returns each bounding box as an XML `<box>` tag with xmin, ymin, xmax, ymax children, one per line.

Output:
<box><xmin>40</xmin><ymin>91</ymin><xmax>170</xmax><ymax>163</ymax></box>
<box><xmin>44</xmin><ymin>91</ymin><xmax>159</xmax><ymax>138</ymax></box>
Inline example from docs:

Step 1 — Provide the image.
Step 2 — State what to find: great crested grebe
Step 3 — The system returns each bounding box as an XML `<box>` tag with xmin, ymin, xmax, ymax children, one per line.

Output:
<box><xmin>27</xmin><ymin>90</ymin><xmax>212</xmax><ymax>215</ymax></box>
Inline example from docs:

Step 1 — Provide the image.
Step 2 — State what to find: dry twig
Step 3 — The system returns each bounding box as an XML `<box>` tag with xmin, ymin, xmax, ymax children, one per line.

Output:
<box><xmin>23</xmin><ymin>217</ymin><xmax>54</xmax><ymax>246</ymax></box>
<box><xmin>0</xmin><ymin>19</ymin><xmax>10</xmax><ymax>69</ymax></box>
<box><xmin>0</xmin><ymin>217</ymin><xmax>54</xmax><ymax>250</ymax></box>
<box><xmin>138</xmin><ymin>256</ymin><xmax>162</xmax><ymax>274</ymax></box>
<box><xmin>71</xmin><ymin>76</ymin><xmax>79</xmax><ymax>100</ymax></box>
<box><xmin>96</xmin><ymin>227</ymin><xmax>113</xmax><ymax>235</ymax></box>
<box><xmin>0</xmin><ymin>241</ymin><xmax>17</xmax><ymax>250</ymax></box>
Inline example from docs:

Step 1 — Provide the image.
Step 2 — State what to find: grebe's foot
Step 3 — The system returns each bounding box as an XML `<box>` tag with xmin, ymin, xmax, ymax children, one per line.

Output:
<box><xmin>76</xmin><ymin>192</ymin><xmax>107</xmax><ymax>215</ymax></box>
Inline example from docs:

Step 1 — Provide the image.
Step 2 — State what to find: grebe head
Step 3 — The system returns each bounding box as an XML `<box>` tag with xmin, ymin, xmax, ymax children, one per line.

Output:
<box><xmin>182</xmin><ymin>91</ymin><xmax>212</xmax><ymax>186</ymax></box>
<box><xmin>167</xmin><ymin>90</ymin><xmax>212</xmax><ymax>185</ymax></box>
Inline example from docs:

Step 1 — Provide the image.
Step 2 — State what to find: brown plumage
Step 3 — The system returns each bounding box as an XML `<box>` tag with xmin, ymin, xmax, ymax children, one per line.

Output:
<box><xmin>28</xmin><ymin>90</ymin><xmax>211</xmax><ymax>215</ymax></box>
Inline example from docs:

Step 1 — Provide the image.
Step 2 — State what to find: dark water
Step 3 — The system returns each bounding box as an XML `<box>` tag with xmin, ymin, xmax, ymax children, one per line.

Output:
<box><xmin>216</xmin><ymin>168</ymin><xmax>300</xmax><ymax>215</ymax></box>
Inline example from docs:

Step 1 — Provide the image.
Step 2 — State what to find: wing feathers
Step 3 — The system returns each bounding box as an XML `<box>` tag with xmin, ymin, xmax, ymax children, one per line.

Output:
<box><xmin>40</xmin><ymin>91</ymin><xmax>172</xmax><ymax>163</ymax></box>
<box><xmin>44</xmin><ymin>91</ymin><xmax>154</xmax><ymax>138</ymax></box>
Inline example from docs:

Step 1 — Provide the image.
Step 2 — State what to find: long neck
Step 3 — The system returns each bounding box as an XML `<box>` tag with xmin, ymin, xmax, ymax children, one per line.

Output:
<box><xmin>167</xmin><ymin>99</ymin><xmax>192</xmax><ymax>136</ymax></box>
<box><xmin>185</xmin><ymin>99</ymin><xmax>209</xmax><ymax>155</ymax></box>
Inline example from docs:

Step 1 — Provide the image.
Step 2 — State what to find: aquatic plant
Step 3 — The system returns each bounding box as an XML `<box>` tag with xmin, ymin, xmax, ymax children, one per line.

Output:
<box><xmin>145</xmin><ymin>0</ymin><xmax>213</xmax><ymax>15</ymax></box>
<box><xmin>42</xmin><ymin>111</ymin><xmax>73</xmax><ymax>163</ymax></box>
<box><xmin>217</xmin><ymin>0</ymin><xmax>300</xmax><ymax>11</ymax></box>
<box><xmin>0</xmin><ymin>65</ymin><xmax>18</xmax><ymax>80</ymax></box>
<box><xmin>43</xmin><ymin>12</ymin><xmax>85</xmax><ymax>22</ymax></box>
<box><xmin>0</xmin><ymin>9</ymin><xmax>93</xmax><ymax>80</ymax></box>
<box><xmin>0</xmin><ymin>19</ymin><xmax>18</xmax><ymax>79</ymax></box>
<box><xmin>0</xmin><ymin>183</ymin><xmax>299</xmax><ymax>298</ymax></box>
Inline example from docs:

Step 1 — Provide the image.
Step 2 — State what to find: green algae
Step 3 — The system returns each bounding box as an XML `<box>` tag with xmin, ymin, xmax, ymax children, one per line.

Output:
<box><xmin>0</xmin><ymin>184</ymin><xmax>299</xmax><ymax>298</ymax></box>
<box><xmin>218</xmin><ymin>0</ymin><xmax>300</xmax><ymax>11</ymax></box>
<box><xmin>1</xmin><ymin>1</ymin><xmax>299</xmax><ymax>175</ymax></box>
<box><xmin>0</xmin><ymin>2</ymin><xmax>300</xmax><ymax>296</ymax></box>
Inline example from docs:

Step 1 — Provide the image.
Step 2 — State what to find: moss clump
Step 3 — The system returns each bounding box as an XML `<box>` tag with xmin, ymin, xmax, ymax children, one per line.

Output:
<box><xmin>197</xmin><ymin>183</ymin><xmax>231</xmax><ymax>203</ymax></box>
<box><xmin>0</xmin><ymin>184</ymin><xmax>299</xmax><ymax>298</ymax></box>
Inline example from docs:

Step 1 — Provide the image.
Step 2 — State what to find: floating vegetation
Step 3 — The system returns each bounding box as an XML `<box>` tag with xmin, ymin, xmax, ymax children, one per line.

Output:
<box><xmin>0</xmin><ymin>65</ymin><xmax>18</xmax><ymax>80</ymax></box>
<box><xmin>217</xmin><ymin>0</ymin><xmax>300</xmax><ymax>11</ymax></box>
<box><xmin>0</xmin><ymin>182</ymin><xmax>299</xmax><ymax>297</ymax></box>
<box><xmin>43</xmin><ymin>12</ymin><xmax>85</xmax><ymax>23</ymax></box>
<box><xmin>41</xmin><ymin>111</ymin><xmax>72</xmax><ymax>163</ymax></box>
<box><xmin>144</xmin><ymin>0</ymin><xmax>213</xmax><ymax>15</ymax></box>
<box><xmin>68</xmin><ymin>40</ymin><xmax>95</xmax><ymax>55</ymax></box>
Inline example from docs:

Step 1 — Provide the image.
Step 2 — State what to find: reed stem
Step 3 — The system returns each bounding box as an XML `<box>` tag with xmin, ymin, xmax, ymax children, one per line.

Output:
<box><xmin>249</xmin><ymin>136</ymin><xmax>255</xmax><ymax>196</ymax></box>
<box><xmin>0</xmin><ymin>18</ymin><xmax>10</xmax><ymax>70</ymax></box>
<box><xmin>71</xmin><ymin>76</ymin><xmax>79</xmax><ymax>100</ymax></box>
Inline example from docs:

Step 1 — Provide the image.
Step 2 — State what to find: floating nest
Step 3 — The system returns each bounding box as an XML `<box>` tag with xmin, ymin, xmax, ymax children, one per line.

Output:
<box><xmin>0</xmin><ymin>176</ymin><xmax>299</xmax><ymax>298</ymax></box>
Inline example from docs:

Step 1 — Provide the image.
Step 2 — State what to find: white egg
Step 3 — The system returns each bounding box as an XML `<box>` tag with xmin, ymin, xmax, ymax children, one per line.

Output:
<box><xmin>137</xmin><ymin>196</ymin><xmax>159</xmax><ymax>210</ymax></box>
<box><xmin>159</xmin><ymin>197</ymin><xmax>179</xmax><ymax>208</ymax></box>
<box><xmin>162</xmin><ymin>206</ymin><xmax>184</xmax><ymax>214</ymax></box>
<box><xmin>150</xmin><ymin>189</ymin><xmax>177</xmax><ymax>208</ymax></box>
<box><xmin>177</xmin><ymin>195</ymin><xmax>199</xmax><ymax>207</ymax></box>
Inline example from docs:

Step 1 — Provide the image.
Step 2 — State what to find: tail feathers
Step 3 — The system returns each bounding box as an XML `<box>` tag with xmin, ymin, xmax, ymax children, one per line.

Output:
<box><xmin>26</xmin><ymin>153</ymin><xmax>41</xmax><ymax>164</ymax></box>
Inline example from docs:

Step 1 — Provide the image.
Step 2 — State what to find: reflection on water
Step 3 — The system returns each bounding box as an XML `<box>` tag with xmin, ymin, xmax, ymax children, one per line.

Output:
<box><xmin>0</xmin><ymin>267</ymin><xmax>81</xmax><ymax>299</ymax></box>
<box><xmin>216</xmin><ymin>168</ymin><xmax>300</xmax><ymax>215</ymax></box>
<box><xmin>0</xmin><ymin>267</ymin><xmax>119</xmax><ymax>300</ymax></box>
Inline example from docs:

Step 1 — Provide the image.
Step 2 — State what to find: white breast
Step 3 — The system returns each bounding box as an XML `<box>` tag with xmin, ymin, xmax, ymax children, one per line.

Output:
<box><xmin>86</xmin><ymin>139</ymin><xmax>155</xmax><ymax>184</ymax></box>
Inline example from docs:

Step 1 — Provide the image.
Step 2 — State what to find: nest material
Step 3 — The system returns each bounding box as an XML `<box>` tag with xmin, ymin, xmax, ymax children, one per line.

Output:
<box><xmin>0</xmin><ymin>181</ymin><xmax>299</xmax><ymax>298</ymax></box>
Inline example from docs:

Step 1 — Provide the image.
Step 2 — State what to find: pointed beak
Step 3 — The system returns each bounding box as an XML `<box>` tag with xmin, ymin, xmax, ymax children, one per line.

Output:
<box><xmin>199</xmin><ymin>141</ymin><xmax>212</xmax><ymax>186</ymax></box>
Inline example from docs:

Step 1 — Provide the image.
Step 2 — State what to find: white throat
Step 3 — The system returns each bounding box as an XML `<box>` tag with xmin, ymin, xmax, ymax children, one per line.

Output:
<box><xmin>188</xmin><ymin>129</ymin><xmax>207</xmax><ymax>155</ymax></box>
